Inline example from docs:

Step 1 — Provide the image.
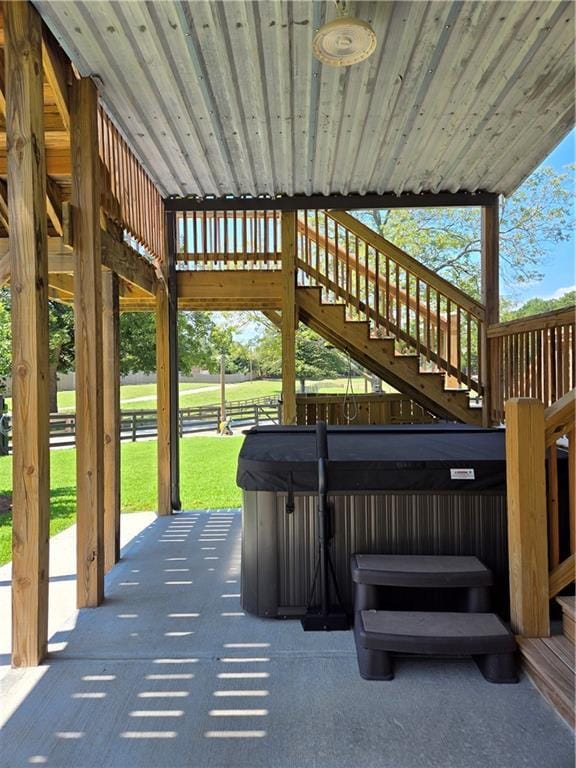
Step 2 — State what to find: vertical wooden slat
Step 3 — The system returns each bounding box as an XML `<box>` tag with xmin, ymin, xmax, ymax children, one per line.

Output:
<box><xmin>505</xmin><ymin>398</ymin><xmax>549</xmax><ymax>637</ymax></box>
<box><xmin>7</xmin><ymin>0</ymin><xmax>51</xmax><ymax>667</ymax></box>
<box><xmin>481</xmin><ymin>202</ymin><xmax>499</xmax><ymax>425</ymax></box>
<box><xmin>102</xmin><ymin>270</ymin><xmax>121</xmax><ymax>573</ymax></box>
<box><xmin>71</xmin><ymin>77</ymin><xmax>104</xmax><ymax>608</ymax></box>
<box><xmin>281</xmin><ymin>211</ymin><xmax>297</xmax><ymax>424</ymax></box>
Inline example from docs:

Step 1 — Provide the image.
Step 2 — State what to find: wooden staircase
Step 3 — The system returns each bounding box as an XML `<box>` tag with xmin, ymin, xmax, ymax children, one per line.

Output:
<box><xmin>297</xmin><ymin>286</ymin><xmax>482</xmax><ymax>424</ymax></box>
<box><xmin>519</xmin><ymin>597</ymin><xmax>575</xmax><ymax>727</ymax></box>
<box><xmin>295</xmin><ymin>210</ymin><xmax>487</xmax><ymax>424</ymax></box>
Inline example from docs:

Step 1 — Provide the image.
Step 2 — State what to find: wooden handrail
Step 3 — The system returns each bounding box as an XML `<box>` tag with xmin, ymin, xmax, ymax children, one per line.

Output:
<box><xmin>487</xmin><ymin>307</ymin><xmax>574</xmax><ymax>337</ymax></box>
<box><xmin>544</xmin><ymin>388</ymin><xmax>576</xmax><ymax>446</ymax></box>
<box><xmin>296</xmin><ymin>219</ymin><xmax>449</xmax><ymax>332</ymax></box>
<box><xmin>328</xmin><ymin>210</ymin><xmax>486</xmax><ymax>320</ymax></box>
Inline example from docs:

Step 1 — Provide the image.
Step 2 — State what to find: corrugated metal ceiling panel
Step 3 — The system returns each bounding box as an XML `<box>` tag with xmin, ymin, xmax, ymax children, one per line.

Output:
<box><xmin>34</xmin><ymin>0</ymin><xmax>575</xmax><ymax>198</ymax></box>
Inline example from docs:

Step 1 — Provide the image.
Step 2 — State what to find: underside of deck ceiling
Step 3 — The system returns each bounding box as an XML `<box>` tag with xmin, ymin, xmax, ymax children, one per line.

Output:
<box><xmin>35</xmin><ymin>0</ymin><xmax>575</xmax><ymax>200</ymax></box>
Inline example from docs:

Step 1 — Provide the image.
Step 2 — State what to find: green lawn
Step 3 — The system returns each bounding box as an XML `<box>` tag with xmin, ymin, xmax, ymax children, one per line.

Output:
<box><xmin>0</xmin><ymin>436</ymin><xmax>243</xmax><ymax>566</ymax></box>
<box><xmin>5</xmin><ymin>377</ymin><xmax>376</xmax><ymax>414</ymax></box>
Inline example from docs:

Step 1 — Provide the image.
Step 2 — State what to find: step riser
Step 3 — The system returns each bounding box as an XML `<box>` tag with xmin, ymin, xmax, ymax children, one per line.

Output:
<box><xmin>522</xmin><ymin>660</ymin><xmax>575</xmax><ymax>728</ymax></box>
<box><xmin>563</xmin><ymin>614</ymin><xmax>575</xmax><ymax>645</ymax></box>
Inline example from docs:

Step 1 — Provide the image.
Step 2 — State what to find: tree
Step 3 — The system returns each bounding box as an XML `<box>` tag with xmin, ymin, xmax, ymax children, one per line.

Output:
<box><xmin>255</xmin><ymin>324</ymin><xmax>351</xmax><ymax>392</ymax></box>
<box><xmin>0</xmin><ymin>290</ymin><xmax>10</xmax><ymax>396</ymax></box>
<box><xmin>359</xmin><ymin>165</ymin><xmax>574</xmax><ymax>300</ymax></box>
<box><xmin>0</xmin><ymin>289</ymin><xmax>75</xmax><ymax>412</ymax></box>
<box><xmin>119</xmin><ymin>310</ymin><xmax>239</xmax><ymax>376</ymax></box>
<box><xmin>501</xmin><ymin>290</ymin><xmax>575</xmax><ymax>321</ymax></box>
<box><xmin>48</xmin><ymin>303</ymin><xmax>75</xmax><ymax>412</ymax></box>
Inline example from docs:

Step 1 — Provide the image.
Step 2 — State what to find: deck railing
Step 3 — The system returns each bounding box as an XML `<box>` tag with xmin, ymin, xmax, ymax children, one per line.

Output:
<box><xmin>295</xmin><ymin>392</ymin><xmax>438</xmax><ymax>426</ymax></box>
<box><xmin>98</xmin><ymin>105</ymin><xmax>165</xmax><ymax>264</ymax></box>
<box><xmin>296</xmin><ymin>210</ymin><xmax>485</xmax><ymax>395</ymax></box>
<box><xmin>176</xmin><ymin>210</ymin><xmax>281</xmax><ymax>270</ymax></box>
<box><xmin>505</xmin><ymin>390</ymin><xmax>575</xmax><ymax>637</ymax></box>
<box><xmin>488</xmin><ymin>308</ymin><xmax>575</xmax><ymax>423</ymax></box>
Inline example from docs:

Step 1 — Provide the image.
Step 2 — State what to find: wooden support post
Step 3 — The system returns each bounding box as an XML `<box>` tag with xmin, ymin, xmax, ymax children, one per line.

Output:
<box><xmin>481</xmin><ymin>202</ymin><xmax>499</xmax><ymax>426</ymax></box>
<box><xmin>6</xmin><ymin>0</ymin><xmax>51</xmax><ymax>667</ymax></box>
<box><xmin>71</xmin><ymin>77</ymin><xmax>104</xmax><ymax>607</ymax></box>
<box><xmin>102</xmin><ymin>270</ymin><xmax>121</xmax><ymax>572</ymax></box>
<box><xmin>505</xmin><ymin>398</ymin><xmax>550</xmax><ymax>637</ymax></box>
<box><xmin>281</xmin><ymin>211</ymin><xmax>297</xmax><ymax>424</ymax></box>
<box><xmin>167</xmin><ymin>217</ymin><xmax>181</xmax><ymax>510</ymax></box>
<box><xmin>156</xmin><ymin>282</ymin><xmax>172</xmax><ymax>516</ymax></box>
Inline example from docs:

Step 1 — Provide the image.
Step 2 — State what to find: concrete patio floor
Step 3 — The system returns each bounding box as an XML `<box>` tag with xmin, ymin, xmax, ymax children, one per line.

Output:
<box><xmin>0</xmin><ymin>509</ymin><xmax>573</xmax><ymax>768</ymax></box>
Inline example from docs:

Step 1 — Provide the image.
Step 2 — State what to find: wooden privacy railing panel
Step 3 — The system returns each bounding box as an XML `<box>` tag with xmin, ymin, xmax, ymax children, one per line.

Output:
<box><xmin>295</xmin><ymin>393</ymin><xmax>438</xmax><ymax>426</ymax></box>
<box><xmin>176</xmin><ymin>210</ymin><xmax>281</xmax><ymax>270</ymax></box>
<box><xmin>489</xmin><ymin>310</ymin><xmax>575</xmax><ymax>422</ymax></box>
<box><xmin>296</xmin><ymin>210</ymin><xmax>484</xmax><ymax>395</ymax></box>
<box><xmin>97</xmin><ymin>105</ymin><xmax>165</xmax><ymax>263</ymax></box>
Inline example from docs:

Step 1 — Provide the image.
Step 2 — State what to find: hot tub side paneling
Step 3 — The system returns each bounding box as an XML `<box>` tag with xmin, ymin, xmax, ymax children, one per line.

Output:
<box><xmin>241</xmin><ymin>490</ymin><xmax>508</xmax><ymax>617</ymax></box>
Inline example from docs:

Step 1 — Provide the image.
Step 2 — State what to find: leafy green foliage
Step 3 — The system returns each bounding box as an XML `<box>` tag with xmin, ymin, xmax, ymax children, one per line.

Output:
<box><xmin>255</xmin><ymin>325</ymin><xmax>351</xmax><ymax>389</ymax></box>
<box><xmin>358</xmin><ymin>165</ymin><xmax>574</xmax><ymax>300</ymax></box>
<box><xmin>501</xmin><ymin>291</ymin><xmax>575</xmax><ymax>321</ymax></box>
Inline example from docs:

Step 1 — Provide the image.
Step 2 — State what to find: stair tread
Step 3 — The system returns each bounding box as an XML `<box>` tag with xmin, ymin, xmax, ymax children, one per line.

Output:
<box><xmin>359</xmin><ymin>611</ymin><xmax>515</xmax><ymax>655</ymax></box>
<box><xmin>557</xmin><ymin>596</ymin><xmax>575</xmax><ymax>621</ymax></box>
<box><xmin>352</xmin><ymin>554</ymin><xmax>493</xmax><ymax>587</ymax></box>
<box><xmin>518</xmin><ymin>637</ymin><xmax>575</xmax><ymax>725</ymax></box>
<box><xmin>540</xmin><ymin>635</ymin><xmax>575</xmax><ymax>673</ymax></box>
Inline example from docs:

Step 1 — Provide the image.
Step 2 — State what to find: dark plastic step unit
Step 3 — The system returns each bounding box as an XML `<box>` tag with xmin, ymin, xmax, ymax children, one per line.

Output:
<box><xmin>355</xmin><ymin>610</ymin><xmax>518</xmax><ymax>684</ymax></box>
<box><xmin>352</xmin><ymin>554</ymin><xmax>493</xmax><ymax>612</ymax></box>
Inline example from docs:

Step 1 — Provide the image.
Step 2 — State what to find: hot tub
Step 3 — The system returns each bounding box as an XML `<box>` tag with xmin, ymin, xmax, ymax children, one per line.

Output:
<box><xmin>236</xmin><ymin>424</ymin><xmax>521</xmax><ymax>618</ymax></box>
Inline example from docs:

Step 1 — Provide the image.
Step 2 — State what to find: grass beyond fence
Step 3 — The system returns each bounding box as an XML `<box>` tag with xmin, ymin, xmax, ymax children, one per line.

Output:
<box><xmin>5</xmin><ymin>377</ymin><xmax>373</xmax><ymax>413</ymax></box>
<box><xmin>0</xmin><ymin>436</ymin><xmax>244</xmax><ymax>566</ymax></box>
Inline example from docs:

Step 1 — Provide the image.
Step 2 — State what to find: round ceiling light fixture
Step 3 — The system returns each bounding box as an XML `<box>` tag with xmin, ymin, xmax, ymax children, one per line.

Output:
<box><xmin>313</xmin><ymin>2</ymin><xmax>377</xmax><ymax>67</ymax></box>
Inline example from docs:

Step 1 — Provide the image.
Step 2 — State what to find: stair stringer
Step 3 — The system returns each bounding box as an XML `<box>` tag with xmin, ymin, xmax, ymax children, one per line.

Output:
<box><xmin>297</xmin><ymin>286</ymin><xmax>482</xmax><ymax>425</ymax></box>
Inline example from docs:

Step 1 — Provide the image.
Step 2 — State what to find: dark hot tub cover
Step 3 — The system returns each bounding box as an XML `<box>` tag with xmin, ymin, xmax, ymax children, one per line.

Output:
<box><xmin>236</xmin><ymin>424</ymin><xmax>508</xmax><ymax>493</ymax></box>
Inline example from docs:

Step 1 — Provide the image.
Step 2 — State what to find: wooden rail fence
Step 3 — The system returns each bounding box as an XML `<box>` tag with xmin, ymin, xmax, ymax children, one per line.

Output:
<box><xmin>5</xmin><ymin>398</ymin><xmax>282</xmax><ymax>451</ymax></box>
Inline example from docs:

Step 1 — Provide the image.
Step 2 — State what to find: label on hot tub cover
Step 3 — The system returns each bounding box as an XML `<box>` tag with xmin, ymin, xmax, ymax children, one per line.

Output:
<box><xmin>450</xmin><ymin>468</ymin><xmax>475</xmax><ymax>480</ymax></box>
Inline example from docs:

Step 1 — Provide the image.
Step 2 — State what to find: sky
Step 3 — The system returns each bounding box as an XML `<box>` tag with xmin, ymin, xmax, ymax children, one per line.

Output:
<box><xmin>515</xmin><ymin>129</ymin><xmax>575</xmax><ymax>304</ymax></box>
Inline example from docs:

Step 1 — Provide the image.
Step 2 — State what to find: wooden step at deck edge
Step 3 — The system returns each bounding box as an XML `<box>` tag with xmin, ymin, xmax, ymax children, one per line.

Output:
<box><xmin>518</xmin><ymin>636</ymin><xmax>575</xmax><ymax>728</ymax></box>
<box><xmin>557</xmin><ymin>597</ymin><xmax>575</xmax><ymax>645</ymax></box>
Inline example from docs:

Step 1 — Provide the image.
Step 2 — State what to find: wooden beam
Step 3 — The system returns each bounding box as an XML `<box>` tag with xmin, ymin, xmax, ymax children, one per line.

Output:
<box><xmin>45</xmin><ymin>175</ymin><xmax>64</xmax><ymax>235</ymax></box>
<box><xmin>481</xmin><ymin>202</ymin><xmax>500</xmax><ymax>426</ymax></box>
<box><xmin>0</xmin><ymin>233</ymin><xmax>157</xmax><ymax>292</ymax></box>
<box><xmin>0</xmin><ymin>47</ymin><xmax>6</xmax><ymax>118</ymax></box>
<box><xmin>6</xmin><ymin>0</ymin><xmax>51</xmax><ymax>668</ymax></box>
<box><xmin>505</xmin><ymin>398</ymin><xmax>550</xmax><ymax>637</ymax></box>
<box><xmin>0</xmin><ymin>147</ymin><xmax>71</xmax><ymax>175</ymax></box>
<box><xmin>101</xmin><ymin>228</ymin><xmax>158</xmax><ymax>295</ymax></box>
<box><xmin>156</xmin><ymin>283</ymin><xmax>171</xmax><ymax>516</ymax></box>
<box><xmin>71</xmin><ymin>76</ymin><xmax>104</xmax><ymax>608</ymax></box>
<box><xmin>281</xmin><ymin>211</ymin><xmax>297</xmax><ymax>425</ymax></box>
<box><xmin>165</xmin><ymin>190</ymin><xmax>499</xmax><ymax>213</ymax></box>
<box><xmin>41</xmin><ymin>24</ymin><xmax>71</xmax><ymax>133</ymax></box>
<box><xmin>177</xmin><ymin>270</ymin><xmax>282</xmax><ymax>307</ymax></box>
<box><xmin>102</xmin><ymin>270</ymin><xmax>121</xmax><ymax>572</ymax></box>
